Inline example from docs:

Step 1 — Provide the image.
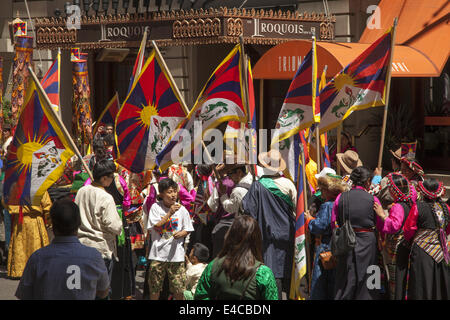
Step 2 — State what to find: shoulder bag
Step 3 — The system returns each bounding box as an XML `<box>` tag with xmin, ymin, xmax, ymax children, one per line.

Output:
<box><xmin>331</xmin><ymin>191</ymin><xmax>356</xmax><ymax>256</ymax></box>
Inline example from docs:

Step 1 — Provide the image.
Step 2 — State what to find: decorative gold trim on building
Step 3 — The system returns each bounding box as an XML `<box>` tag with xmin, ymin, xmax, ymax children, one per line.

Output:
<box><xmin>226</xmin><ymin>18</ymin><xmax>243</xmax><ymax>37</ymax></box>
<box><xmin>172</xmin><ymin>17</ymin><xmax>221</xmax><ymax>38</ymax></box>
<box><xmin>320</xmin><ymin>21</ymin><xmax>334</xmax><ymax>40</ymax></box>
<box><xmin>34</xmin><ymin>7</ymin><xmax>336</xmax><ymax>49</ymax></box>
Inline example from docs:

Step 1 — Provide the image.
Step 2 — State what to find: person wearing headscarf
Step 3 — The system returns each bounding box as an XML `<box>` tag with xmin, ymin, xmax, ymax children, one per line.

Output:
<box><xmin>373</xmin><ymin>172</ymin><xmax>417</xmax><ymax>299</ymax></box>
<box><xmin>402</xmin><ymin>178</ymin><xmax>450</xmax><ymax>299</ymax></box>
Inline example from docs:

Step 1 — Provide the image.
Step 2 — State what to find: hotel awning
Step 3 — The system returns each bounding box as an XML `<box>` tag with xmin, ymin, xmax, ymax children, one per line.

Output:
<box><xmin>359</xmin><ymin>0</ymin><xmax>449</xmax><ymax>78</ymax></box>
<box><xmin>253</xmin><ymin>0</ymin><xmax>449</xmax><ymax>80</ymax></box>
<box><xmin>252</xmin><ymin>40</ymin><xmax>439</xmax><ymax>80</ymax></box>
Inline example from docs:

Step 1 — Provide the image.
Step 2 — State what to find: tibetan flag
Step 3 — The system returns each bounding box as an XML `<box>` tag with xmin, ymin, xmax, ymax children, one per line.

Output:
<box><xmin>319</xmin><ymin>28</ymin><xmax>393</xmax><ymax>134</ymax></box>
<box><xmin>128</xmin><ymin>31</ymin><xmax>147</xmax><ymax>94</ymax></box>
<box><xmin>41</xmin><ymin>52</ymin><xmax>60</xmax><ymax>113</ymax></box>
<box><xmin>3</xmin><ymin>76</ymin><xmax>75</xmax><ymax>207</ymax></box>
<box><xmin>70</xmin><ymin>48</ymin><xmax>81</xmax><ymax>62</ymax></box>
<box><xmin>224</xmin><ymin>58</ymin><xmax>256</xmax><ymax>163</ymax></box>
<box><xmin>115</xmin><ymin>50</ymin><xmax>187</xmax><ymax>173</ymax></box>
<box><xmin>289</xmin><ymin>154</ymin><xmax>307</xmax><ymax>300</ymax></box>
<box><xmin>156</xmin><ymin>44</ymin><xmax>247</xmax><ymax>171</ymax></box>
<box><xmin>94</xmin><ymin>92</ymin><xmax>120</xmax><ymax>135</ymax></box>
<box><xmin>271</xmin><ymin>44</ymin><xmax>317</xmax><ymax>147</ymax></box>
<box><xmin>401</xmin><ymin>141</ymin><xmax>417</xmax><ymax>160</ymax></box>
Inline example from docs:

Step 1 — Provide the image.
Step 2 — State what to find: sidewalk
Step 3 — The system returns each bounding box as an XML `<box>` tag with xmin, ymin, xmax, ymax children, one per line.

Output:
<box><xmin>0</xmin><ymin>266</ymin><xmax>19</xmax><ymax>300</ymax></box>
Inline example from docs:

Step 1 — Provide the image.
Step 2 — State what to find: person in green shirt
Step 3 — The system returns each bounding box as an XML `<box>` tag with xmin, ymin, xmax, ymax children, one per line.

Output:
<box><xmin>194</xmin><ymin>215</ymin><xmax>278</xmax><ymax>300</ymax></box>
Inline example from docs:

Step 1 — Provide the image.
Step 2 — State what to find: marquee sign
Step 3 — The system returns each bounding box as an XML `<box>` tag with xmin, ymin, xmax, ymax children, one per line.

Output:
<box><xmin>35</xmin><ymin>7</ymin><xmax>335</xmax><ymax>50</ymax></box>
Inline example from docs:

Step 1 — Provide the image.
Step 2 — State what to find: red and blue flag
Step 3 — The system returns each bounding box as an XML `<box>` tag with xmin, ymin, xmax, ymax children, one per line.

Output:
<box><xmin>272</xmin><ymin>39</ymin><xmax>318</xmax><ymax>146</ymax></box>
<box><xmin>94</xmin><ymin>92</ymin><xmax>120</xmax><ymax>135</ymax></box>
<box><xmin>156</xmin><ymin>44</ymin><xmax>248</xmax><ymax>171</ymax></box>
<box><xmin>3</xmin><ymin>76</ymin><xmax>74</xmax><ymax>207</ymax></box>
<box><xmin>128</xmin><ymin>32</ymin><xmax>147</xmax><ymax>94</ymax></box>
<box><xmin>115</xmin><ymin>50</ymin><xmax>187</xmax><ymax>173</ymax></box>
<box><xmin>41</xmin><ymin>52</ymin><xmax>60</xmax><ymax>113</ymax></box>
<box><xmin>319</xmin><ymin>28</ymin><xmax>393</xmax><ymax>134</ymax></box>
<box><xmin>224</xmin><ymin>59</ymin><xmax>256</xmax><ymax>163</ymax></box>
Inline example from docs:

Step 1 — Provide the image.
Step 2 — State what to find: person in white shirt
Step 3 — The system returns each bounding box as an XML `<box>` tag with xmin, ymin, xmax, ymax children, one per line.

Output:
<box><xmin>75</xmin><ymin>160</ymin><xmax>123</xmax><ymax>283</ymax></box>
<box><xmin>147</xmin><ymin>178</ymin><xmax>194</xmax><ymax>300</ymax></box>
<box><xmin>184</xmin><ymin>242</ymin><xmax>209</xmax><ymax>300</ymax></box>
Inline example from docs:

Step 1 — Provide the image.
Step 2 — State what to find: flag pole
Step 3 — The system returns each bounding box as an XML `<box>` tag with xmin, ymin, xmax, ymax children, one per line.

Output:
<box><xmin>312</xmin><ymin>35</ymin><xmax>321</xmax><ymax>174</ymax></box>
<box><xmin>300</xmin><ymin>143</ymin><xmax>312</xmax><ymax>294</ymax></box>
<box><xmin>151</xmin><ymin>40</ymin><xmax>221</xmax><ymax>180</ymax></box>
<box><xmin>28</xmin><ymin>66</ymin><xmax>94</xmax><ymax>181</ymax></box>
<box><xmin>56</xmin><ymin>47</ymin><xmax>62</xmax><ymax>118</ymax></box>
<box><xmin>377</xmin><ymin>17</ymin><xmax>398</xmax><ymax>169</ymax></box>
<box><xmin>239</xmin><ymin>36</ymin><xmax>256</xmax><ymax>179</ymax></box>
<box><xmin>136</xmin><ymin>30</ymin><xmax>148</xmax><ymax>76</ymax></box>
<box><xmin>336</xmin><ymin>124</ymin><xmax>342</xmax><ymax>175</ymax></box>
<box><xmin>319</xmin><ymin>65</ymin><xmax>328</xmax><ymax>168</ymax></box>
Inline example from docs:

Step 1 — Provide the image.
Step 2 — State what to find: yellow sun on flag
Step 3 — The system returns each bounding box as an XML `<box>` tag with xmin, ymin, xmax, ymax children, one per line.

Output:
<box><xmin>333</xmin><ymin>73</ymin><xmax>356</xmax><ymax>91</ymax></box>
<box><xmin>140</xmin><ymin>103</ymin><xmax>158</xmax><ymax>127</ymax></box>
<box><xmin>15</xmin><ymin>138</ymin><xmax>47</xmax><ymax>171</ymax></box>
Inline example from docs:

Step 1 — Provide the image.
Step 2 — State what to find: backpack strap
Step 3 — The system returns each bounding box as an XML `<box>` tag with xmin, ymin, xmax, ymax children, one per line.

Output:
<box><xmin>338</xmin><ymin>191</ymin><xmax>350</xmax><ymax>226</ymax></box>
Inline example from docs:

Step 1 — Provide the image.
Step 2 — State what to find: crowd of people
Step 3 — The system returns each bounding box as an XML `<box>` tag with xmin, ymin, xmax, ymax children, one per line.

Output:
<box><xmin>0</xmin><ymin>125</ymin><xmax>449</xmax><ymax>300</ymax></box>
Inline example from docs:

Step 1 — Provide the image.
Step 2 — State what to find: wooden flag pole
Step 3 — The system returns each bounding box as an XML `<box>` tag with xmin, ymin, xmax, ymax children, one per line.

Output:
<box><xmin>315</xmin><ymin>127</ymin><xmax>321</xmax><ymax>173</ymax></box>
<box><xmin>311</xmin><ymin>35</ymin><xmax>321</xmax><ymax>174</ymax></box>
<box><xmin>377</xmin><ymin>17</ymin><xmax>398</xmax><ymax>169</ymax></box>
<box><xmin>300</xmin><ymin>143</ymin><xmax>312</xmax><ymax>294</ymax></box>
<box><xmin>56</xmin><ymin>47</ymin><xmax>62</xmax><ymax>118</ymax></box>
<box><xmin>318</xmin><ymin>65</ymin><xmax>328</xmax><ymax>169</ymax></box>
<box><xmin>336</xmin><ymin>124</ymin><xmax>342</xmax><ymax>175</ymax></box>
<box><xmin>151</xmin><ymin>40</ymin><xmax>221</xmax><ymax>180</ymax></box>
<box><xmin>136</xmin><ymin>30</ymin><xmax>148</xmax><ymax>77</ymax></box>
<box><xmin>239</xmin><ymin>36</ymin><xmax>256</xmax><ymax>179</ymax></box>
<box><xmin>28</xmin><ymin>66</ymin><xmax>94</xmax><ymax>181</ymax></box>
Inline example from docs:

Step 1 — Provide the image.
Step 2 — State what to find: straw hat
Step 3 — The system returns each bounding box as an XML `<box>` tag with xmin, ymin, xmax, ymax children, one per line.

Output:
<box><xmin>258</xmin><ymin>149</ymin><xmax>286</xmax><ymax>175</ymax></box>
<box><xmin>336</xmin><ymin>150</ymin><xmax>363</xmax><ymax>175</ymax></box>
<box><xmin>389</xmin><ymin>147</ymin><xmax>401</xmax><ymax>160</ymax></box>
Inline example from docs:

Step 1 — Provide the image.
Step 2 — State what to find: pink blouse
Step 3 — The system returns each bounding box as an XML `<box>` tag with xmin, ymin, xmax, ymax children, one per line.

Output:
<box><xmin>331</xmin><ymin>186</ymin><xmax>382</xmax><ymax>230</ymax></box>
